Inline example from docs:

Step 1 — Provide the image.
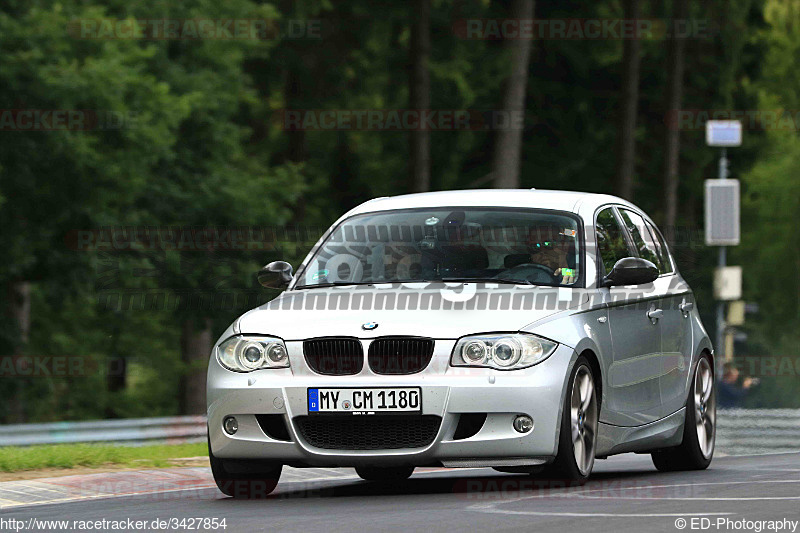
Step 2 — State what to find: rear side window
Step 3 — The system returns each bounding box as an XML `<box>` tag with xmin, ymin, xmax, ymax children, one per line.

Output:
<box><xmin>595</xmin><ymin>208</ymin><xmax>630</xmax><ymax>276</ymax></box>
<box><xmin>645</xmin><ymin>220</ymin><xmax>674</xmax><ymax>274</ymax></box>
<box><xmin>619</xmin><ymin>209</ymin><xmax>664</xmax><ymax>273</ymax></box>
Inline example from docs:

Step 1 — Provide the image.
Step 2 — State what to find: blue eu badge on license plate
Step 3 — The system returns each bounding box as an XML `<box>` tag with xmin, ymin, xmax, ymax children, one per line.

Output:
<box><xmin>308</xmin><ymin>388</ymin><xmax>319</xmax><ymax>412</ymax></box>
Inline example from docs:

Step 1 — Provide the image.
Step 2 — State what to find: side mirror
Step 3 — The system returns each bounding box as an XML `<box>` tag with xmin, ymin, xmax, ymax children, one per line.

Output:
<box><xmin>258</xmin><ymin>261</ymin><xmax>293</xmax><ymax>289</ymax></box>
<box><xmin>603</xmin><ymin>257</ymin><xmax>659</xmax><ymax>287</ymax></box>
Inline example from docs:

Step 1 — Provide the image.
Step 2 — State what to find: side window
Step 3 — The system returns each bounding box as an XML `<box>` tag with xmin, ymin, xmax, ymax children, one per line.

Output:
<box><xmin>595</xmin><ymin>208</ymin><xmax>630</xmax><ymax>275</ymax></box>
<box><xmin>619</xmin><ymin>209</ymin><xmax>664</xmax><ymax>273</ymax></box>
<box><xmin>645</xmin><ymin>220</ymin><xmax>674</xmax><ymax>274</ymax></box>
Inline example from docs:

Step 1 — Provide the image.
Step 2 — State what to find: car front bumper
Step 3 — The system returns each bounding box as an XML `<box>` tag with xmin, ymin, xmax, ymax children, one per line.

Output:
<box><xmin>207</xmin><ymin>341</ymin><xmax>576</xmax><ymax>467</ymax></box>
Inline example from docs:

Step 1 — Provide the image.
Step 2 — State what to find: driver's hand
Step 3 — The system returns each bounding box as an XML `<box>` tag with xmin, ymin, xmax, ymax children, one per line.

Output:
<box><xmin>554</xmin><ymin>267</ymin><xmax>576</xmax><ymax>285</ymax></box>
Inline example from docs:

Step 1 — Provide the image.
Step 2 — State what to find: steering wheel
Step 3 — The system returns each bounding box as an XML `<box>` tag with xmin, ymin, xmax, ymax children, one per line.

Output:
<box><xmin>497</xmin><ymin>263</ymin><xmax>559</xmax><ymax>285</ymax></box>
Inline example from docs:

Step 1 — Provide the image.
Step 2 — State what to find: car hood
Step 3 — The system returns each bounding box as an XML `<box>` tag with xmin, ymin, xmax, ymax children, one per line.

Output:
<box><xmin>237</xmin><ymin>284</ymin><xmax>588</xmax><ymax>340</ymax></box>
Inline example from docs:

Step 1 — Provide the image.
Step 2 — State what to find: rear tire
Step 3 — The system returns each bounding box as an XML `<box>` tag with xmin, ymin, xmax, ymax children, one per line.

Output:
<box><xmin>355</xmin><ymin>465</ymin><xmax>414</xmax><ymax>482</ymax></box>
<box><xmin>208</xmin><ymin>436</ymin><xmax>282</xmax><ymax>498</ymax></box>
<box><xmin>537</xmin><ymin>356</ymin><xmax>598</xmax><ymax>486</ymax></box>
<box><xmin>652</xmin><ymin>355</ymin><xmax>715</xmax><ymax>472</ymax></box>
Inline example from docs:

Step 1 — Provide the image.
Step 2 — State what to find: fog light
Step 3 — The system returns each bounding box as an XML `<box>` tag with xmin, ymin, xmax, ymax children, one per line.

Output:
<box><xmin>513</xmin><ymin>415</ymin><xmax>534</xmax><ymax>433</ymax></box>
<box><xmin>223</xmin><ymin>416</ymin><xmax>238</xmax><ymax>435</ymax></box>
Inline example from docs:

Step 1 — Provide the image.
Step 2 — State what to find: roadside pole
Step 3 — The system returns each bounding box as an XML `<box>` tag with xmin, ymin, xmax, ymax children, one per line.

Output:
<box><xmin>716</xmin><ymin>147</ymin><xmax>729</xmax><ymax>360</ymax></box>
<box><xmin>705</xmin><ymin>121</ymin><xmax>742</xmax><ymax>364</ymax></box>
<box><xmin>717</xmin><ymin>243</ymin><xmax>726</xmax><ymax>361</ymax></box>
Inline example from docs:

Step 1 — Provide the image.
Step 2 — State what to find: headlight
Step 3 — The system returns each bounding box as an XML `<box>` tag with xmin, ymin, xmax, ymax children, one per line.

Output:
<box><xmin>217</xmin><ymin>335</ymin><xmax>289</xmax><ymax>372</ymax></box>
<box><xmin>451</xmin><ymin>333</ymin><xmax>557</xmax><ymax>370</ymax></box>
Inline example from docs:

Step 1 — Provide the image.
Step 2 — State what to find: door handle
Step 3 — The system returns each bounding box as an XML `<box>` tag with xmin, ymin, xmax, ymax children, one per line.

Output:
<box><xmin>647</xmin><ymin>309</ymin><xmax>663</xmax><ymax>321</ymax></box>
<box><xmin>679</xmin><ymin>300</ymin><xmax>694</xmax><ymax>316</ymax></box>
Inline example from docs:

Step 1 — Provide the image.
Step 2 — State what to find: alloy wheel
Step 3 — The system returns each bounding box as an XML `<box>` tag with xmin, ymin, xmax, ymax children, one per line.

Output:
<box><xmin>694</xmin><ymin>357</ymin><xmax>716</xmax><ymax>458</ymax></box>
<box><xmin>570</xmin><ymin>366</ymin><xmax>597</xmax><ymax>476</ymax></box>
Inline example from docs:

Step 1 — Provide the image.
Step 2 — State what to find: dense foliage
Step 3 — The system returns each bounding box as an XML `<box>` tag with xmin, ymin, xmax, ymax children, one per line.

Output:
<box><xmin>1</xmin><ymin>0</ymin><xmax>797</xmax><ymax>421</ymax></box>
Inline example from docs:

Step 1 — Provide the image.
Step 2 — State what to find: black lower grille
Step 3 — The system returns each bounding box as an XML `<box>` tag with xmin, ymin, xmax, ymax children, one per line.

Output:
<box><xmin>255</xmin><ymin>414</ymin><xmax>292</xmax><ymax>441</ymax></box>
<box><xmin>368</xmin><ymin>337</ymin><xmax>434</xmax><ymax>375</ymax></box>
<box><xmin>304</xmin><ymin>337</ymin><xmax>363</xmax><ymax>375</ymax></box>
<box><xmin>294</xmin><ymin>415</ymin><xmax>441</xmax><ymax>450</ymax></box>
<box><xmin>452</xmin><ymin>413</ymin><xmax>487</xmax><ymax>440</ymax></box>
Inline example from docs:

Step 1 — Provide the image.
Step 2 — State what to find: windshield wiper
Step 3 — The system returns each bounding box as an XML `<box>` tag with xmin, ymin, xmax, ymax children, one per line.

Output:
<box><xmin>438</xmin><ymin>277</ymin><xmax>533</xmax><ymax>286</ymax></box>
<box><xmin>294</xmin><ymin>281</ymin><xmax>377</xmax><ymax>289</ymax></box>
<box><xmin>297</xmin><ymin>278</ymin><xmax>538</xmax><ymax>288</ymax></box>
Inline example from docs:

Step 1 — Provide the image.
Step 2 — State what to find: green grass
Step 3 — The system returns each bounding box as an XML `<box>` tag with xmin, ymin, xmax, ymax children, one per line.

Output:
<box><xmin>0</xmin><ymin>442</ymin><xmax>207</xmax><ymax>472</ymax></box>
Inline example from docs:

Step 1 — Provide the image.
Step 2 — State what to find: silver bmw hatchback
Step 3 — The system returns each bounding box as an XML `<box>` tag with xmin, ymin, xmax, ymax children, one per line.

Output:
<box><xmin>207</xmin><ymin>189</ymin><xmax>715</xmax><ymax>497</ymax></box>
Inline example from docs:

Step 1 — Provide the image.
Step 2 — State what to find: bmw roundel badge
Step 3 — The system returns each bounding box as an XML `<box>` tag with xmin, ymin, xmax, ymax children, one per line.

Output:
<box><xmin>361</xmin><ymin>322</ymin><xmax>379</xmax><ymax>331</ymax></box>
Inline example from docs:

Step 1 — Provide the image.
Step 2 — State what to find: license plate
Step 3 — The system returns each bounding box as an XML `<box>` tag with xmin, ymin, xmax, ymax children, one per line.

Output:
<box><xmin>308</xmin><ymin>387</ymin><xmax>421</xmax><ymax>415</ymax></box>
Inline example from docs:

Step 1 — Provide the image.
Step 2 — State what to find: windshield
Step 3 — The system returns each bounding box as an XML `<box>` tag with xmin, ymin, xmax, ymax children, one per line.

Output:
<box><xmin>296</xmin><ymin>208</ymin><xmax>581</xmax><ymax>288</ymax></box>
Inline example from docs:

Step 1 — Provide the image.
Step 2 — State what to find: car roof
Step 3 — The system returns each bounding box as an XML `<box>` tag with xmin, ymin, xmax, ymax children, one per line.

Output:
<box><xmin>345</xmin><ymin>189</ymin><xmax>640</xmax><ymax>219</ymax></box>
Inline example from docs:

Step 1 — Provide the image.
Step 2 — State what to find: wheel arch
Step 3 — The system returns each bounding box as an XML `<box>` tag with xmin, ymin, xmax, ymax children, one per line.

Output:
<box><xmin>578</xmin><ymin>348</ymin><xmax>603</xmax><ymax>410</ymax></box>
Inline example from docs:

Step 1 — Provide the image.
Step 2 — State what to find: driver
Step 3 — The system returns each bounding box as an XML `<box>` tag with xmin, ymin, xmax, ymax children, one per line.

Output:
<box><xmin>526</xmin><ymin>224</ymin><xmax>577</xmax><ymax>285</ymax></box>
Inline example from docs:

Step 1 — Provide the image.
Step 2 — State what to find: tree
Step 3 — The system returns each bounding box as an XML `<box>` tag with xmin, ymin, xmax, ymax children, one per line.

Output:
<box><xmin>739</xmin><ymin>0</ymin><xmax>800</xmax><ymax>349</ymax></box>
<box><xmin>615</xmin><ymin>0</ymin><xmax>643</xmax><ymax>200</ymax></box>
<box><xmin>0</xmin><ymin>0</ymin><xmax>187</xmax><ymax>421</ymax></box>
<box><xmin>492</xmin><ymin>0</ymin><xmax>535</xmax><ymax>188</ymax></box>
<box><xmin>409</xmin><ymin>0</ymin><xmax>431</xmax><ymax>192</ymax></box>
<box><xmin>4</xmin><ymin>0</ymin><xmax>798</xmax><ymax>418</ymax></box>
<box><xmin>0</xmin><ymin>0</ymin><xmax>304</xmax><ymax>419</ymax></box>
<box><xmin>663</xmin><ymin>0</ymin><xmax>689</xmax><ymax>245</ymax></box>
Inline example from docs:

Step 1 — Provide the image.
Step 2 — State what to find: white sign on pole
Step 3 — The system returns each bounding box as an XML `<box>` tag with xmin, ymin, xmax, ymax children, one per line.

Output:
<box><xmin>705</xmin><ymin>179</ymin><xmax>740</xmax><ymax>246</ymax></box>
<box><xmin>714</xmin><ymin>266</ymin><xmax>742</xmax><ymax>301</ymax></box>
<box><xmin>706</xmin><ymin>120</ymin><xmax>743</xmax><ymax>147</ymax></box>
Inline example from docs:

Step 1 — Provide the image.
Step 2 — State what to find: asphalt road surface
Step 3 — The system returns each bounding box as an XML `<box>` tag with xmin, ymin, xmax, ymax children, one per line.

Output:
<box><xmin>2</xmin><ymin>452</ymin><xmax>799</xmax><ymax>532</ymax></box>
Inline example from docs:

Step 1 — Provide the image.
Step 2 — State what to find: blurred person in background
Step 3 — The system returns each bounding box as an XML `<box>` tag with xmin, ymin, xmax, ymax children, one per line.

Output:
<box><xmin>718</xmin><ymin>362</ymin><xmax>759</xmax><ymax>408</ymax></box>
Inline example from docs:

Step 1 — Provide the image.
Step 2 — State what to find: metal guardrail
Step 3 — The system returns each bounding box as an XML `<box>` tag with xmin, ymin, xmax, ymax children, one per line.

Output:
<box><xmin>716</xmin><ymin>408</ymin><xmax>800</xmax><ymax>456</ymax></box>
<box><xmin>0</xmin><ymin>410</ymin><xmax>797</xmax><ymax>454</ymax></box>
<box><xmin>0</xmin><ymin>416</ymin><xmax>207</xmax><ymax>447</ymax></box>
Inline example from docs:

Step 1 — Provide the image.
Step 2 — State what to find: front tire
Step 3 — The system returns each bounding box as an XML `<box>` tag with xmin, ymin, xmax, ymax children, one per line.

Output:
<box><xmin>651</xmin><ymin>355</ymin><xmax>715</xmax><ymax>472</ymax></box>
<box><xmin>355</xmin><ymin>465</ymin><xmax>414</xmax><ymax>482</ymax></box>
<box><xmin>538</xmin><ymin>356</ymin><xmax>598</xmax><ymax>485</ymax></box>
<box><xmin>208</xmin><ymin>437</ymin><xmax>282</xmax><ymax>498</ymax></box>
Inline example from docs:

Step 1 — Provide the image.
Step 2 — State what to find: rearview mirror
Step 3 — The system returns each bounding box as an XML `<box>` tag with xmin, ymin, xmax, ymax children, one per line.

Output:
<box><xmin>258</xmin><ymin>261</ymin><xmax>293</xmax><ymax>289</ymax></box>
<box><xmin>603</xmin><ymin>257</ymin><xmax>658</xmax><ymax>287</ymax></box>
